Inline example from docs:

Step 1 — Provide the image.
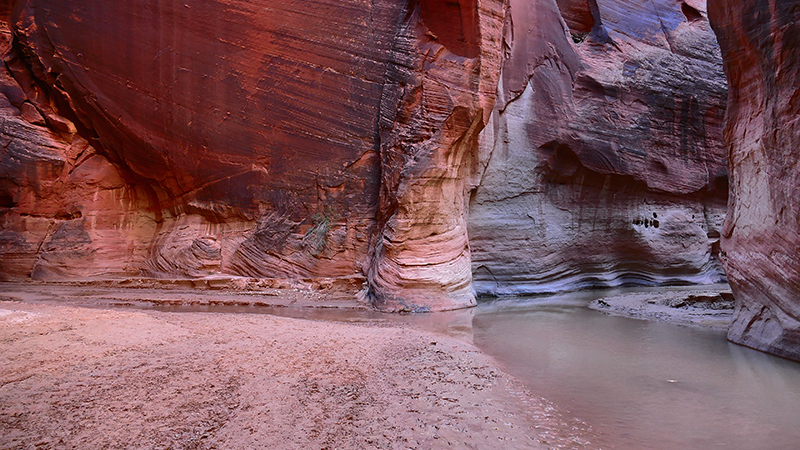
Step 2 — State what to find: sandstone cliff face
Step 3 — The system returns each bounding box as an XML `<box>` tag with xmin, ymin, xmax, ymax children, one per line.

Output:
<box><xmin>709</xmin><ymin>0</ymin><xmax>800</xmax><ymax>360</ymax></box>
<box><xmin>0</xmin><ymin>0</ymin><xmax>508</xmax><ymax>311</ymax></box>
<box><xmin>1</xmin><ymin>0</ymin><xmax>731</xmax><ymax>312</ymax></box>
<box><xmin>0</xmin><ymin>17</ymin><xmax>158</xmax><ymax>280</ymax></box>
<box><xmin>468</xmin><ymin>0</ymin><xmax>729</xmax><ymax>296</ymax></box>
<box><xmin>3</xmin><ymin>0</ymin><xmax>406</xmax><ymax>282</ymax></box>
<box><xmin>367</xmin><ymin>0</ymin><xmax>506</xmax><ymax>311</ymax></box>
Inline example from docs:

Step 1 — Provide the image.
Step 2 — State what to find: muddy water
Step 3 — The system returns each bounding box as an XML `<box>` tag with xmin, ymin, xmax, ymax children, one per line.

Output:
<box><xmin>472</xmin><ymin>290</ymin><xmax>800</xmax><ymax>450</ymax></box>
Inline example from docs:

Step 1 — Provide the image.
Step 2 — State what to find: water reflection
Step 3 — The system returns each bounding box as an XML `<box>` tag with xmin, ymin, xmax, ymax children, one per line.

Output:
<box><xmin>472</xmin><ymin>290</ymin><xmax>800</xmax><ymax>450</ymax></box>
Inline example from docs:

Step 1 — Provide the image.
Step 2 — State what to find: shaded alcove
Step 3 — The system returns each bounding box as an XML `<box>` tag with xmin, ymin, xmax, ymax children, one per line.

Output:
<box><xmin>420</xmin><ymin>0</ymin><xmax>480</xmax><ymax>58</ymax></box>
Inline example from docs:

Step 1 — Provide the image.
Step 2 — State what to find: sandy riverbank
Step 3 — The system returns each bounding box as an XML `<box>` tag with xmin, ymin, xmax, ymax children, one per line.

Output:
<box><xmin>0</xmin><ymin>293</ymin><xmax>596</xmax><ymax>449</ymax></box>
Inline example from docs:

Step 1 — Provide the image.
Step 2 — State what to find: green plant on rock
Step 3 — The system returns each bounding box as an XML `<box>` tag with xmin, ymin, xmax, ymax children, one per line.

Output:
<box><xmin>303</xmin><ymin>205</ymin><xmax>340</xmax><ymax>256</ymax></box>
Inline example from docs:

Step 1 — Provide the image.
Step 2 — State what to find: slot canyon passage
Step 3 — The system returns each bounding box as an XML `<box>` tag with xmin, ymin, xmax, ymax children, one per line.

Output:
<box><xmin>0</xmin><ymin>0</ymin><xmax>799</xmax><ymax>448</ymax></box>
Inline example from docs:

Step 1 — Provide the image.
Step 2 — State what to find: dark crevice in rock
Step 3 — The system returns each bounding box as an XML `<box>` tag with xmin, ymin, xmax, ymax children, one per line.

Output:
<box><xmin>681</xmin><ymin>2</ymin><xmax>703</xmax><ymax>22</ymax></box>
<box><xmin>556</xmin><ymin>0</ymin><xmax>595</xmax><ymax>35</ymax></box>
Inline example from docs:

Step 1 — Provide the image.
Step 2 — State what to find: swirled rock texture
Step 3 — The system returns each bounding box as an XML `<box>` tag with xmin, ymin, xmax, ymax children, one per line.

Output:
<box><xmin>367</xmin><ymin>0</ymin><xmax>506</xmax><ymax>311</ymax></box>
<box><xmin>709</xmin><ymin>0</ymin><xmax>800</xmax><ymax>361</ymax></box>
<box><xmin>468</xmin><ymin>0</ymin><xmax>729</xmax><ymax>296</ymax></box>
<box><xmin>1</xmin><ymin>0</ymin><xmax>733</xmax><ymax>312</ymax></box>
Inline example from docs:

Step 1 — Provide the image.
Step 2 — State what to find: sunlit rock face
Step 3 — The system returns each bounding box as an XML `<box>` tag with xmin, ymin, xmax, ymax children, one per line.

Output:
<box><xmin>709</xmin><ymin>0</ymin><xmax>800</xmax><ymax>361</ymax></box>
<box><xmin>468</xmin><ymin>0</ymin><xmax>729</xmax><ymax>296</ymax></box>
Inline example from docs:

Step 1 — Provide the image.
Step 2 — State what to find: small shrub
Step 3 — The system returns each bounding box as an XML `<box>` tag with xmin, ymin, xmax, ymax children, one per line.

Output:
<box><xmin>303</xmin><ymin>206</ymin><xmax>339</xmax><ymax>255</ymax></box>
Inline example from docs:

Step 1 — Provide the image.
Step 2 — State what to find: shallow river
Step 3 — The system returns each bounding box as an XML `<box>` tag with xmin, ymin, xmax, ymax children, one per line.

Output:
<box><xmin>471</xmin><ymin>289</ymin><xmax>800</xmax><ymax>450</ymax></box>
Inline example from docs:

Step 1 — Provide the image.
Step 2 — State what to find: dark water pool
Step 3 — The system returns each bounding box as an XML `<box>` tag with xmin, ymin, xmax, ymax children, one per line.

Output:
<box><xmin>471</xmin><ymin>290</ymin><xmax>800</xmax><ymax>450</ymax></box>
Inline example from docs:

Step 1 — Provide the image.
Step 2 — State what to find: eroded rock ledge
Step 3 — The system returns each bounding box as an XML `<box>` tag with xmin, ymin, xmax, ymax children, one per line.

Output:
<box><xmin>589</xmin><ymin>286</ymin><xmax>734</xmax><ymax>329</ymax></box>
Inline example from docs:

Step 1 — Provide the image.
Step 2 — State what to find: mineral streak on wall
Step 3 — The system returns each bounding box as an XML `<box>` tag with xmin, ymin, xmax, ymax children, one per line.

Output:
<box><xmin>709</xmin><ymin>0</ymin><xmax>800</xmax><ymax>361</ymax></box>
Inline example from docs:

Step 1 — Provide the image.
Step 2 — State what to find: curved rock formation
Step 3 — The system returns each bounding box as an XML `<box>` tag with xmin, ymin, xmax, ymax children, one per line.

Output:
<box><xmin>709</xmin><ymin>0</ymin><xmax>800</xmax><ymax>361</ymax></box>
<box><xmin>367</xmin><ymin>0</ymin><xmax>506</xmax><ymax>311</ymax></box>
<box><xmin>0</xmin><ymin>0</ymin><xmax>508</xmax><ymax>311</ymax></box>
<box><xmin>468</xmin><ymin>0</ymin><xmax>729</xmax><ymax>296</ymax></box>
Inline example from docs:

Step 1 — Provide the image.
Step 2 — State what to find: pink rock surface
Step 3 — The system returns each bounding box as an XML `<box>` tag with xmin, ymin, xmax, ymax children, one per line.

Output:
<box><xmin>709</xmin><ymin>0</ymin><xmax>800</xmax><ymax>361</ymax></box>
<box><xmin>367</xmin><ymin>0</ymin><xmax>506</xmax><ymax>311</ymax></box>
<box><xmin>0</xmin><ymin>0</ymin><xmax>507</xmax><ymax>311</ymax></box>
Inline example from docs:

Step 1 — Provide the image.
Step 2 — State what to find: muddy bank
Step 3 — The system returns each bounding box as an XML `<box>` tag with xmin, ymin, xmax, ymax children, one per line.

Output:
<box><xmin>588</xmin><ymin>285</ymin><xmax>734</xmax><ymax>329</ymax></box>
<box><xmin>0</xmin><ymin>299</ymin><xmax>596</xmax><ymax>449</ymax></box>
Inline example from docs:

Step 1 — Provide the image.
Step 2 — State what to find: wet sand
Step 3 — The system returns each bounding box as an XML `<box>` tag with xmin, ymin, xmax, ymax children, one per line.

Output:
<box><xmin>588</xmin><ymin>285</ymin><xmax>734</xmax><ymax>329</ymax></box>
<box><xmin>0</xmin><ymin>284</ymin><xmax>596</xmax><ymax>449</ymax></box>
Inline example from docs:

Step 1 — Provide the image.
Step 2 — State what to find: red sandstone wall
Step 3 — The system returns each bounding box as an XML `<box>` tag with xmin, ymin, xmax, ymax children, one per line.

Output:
<box><xmin>2</xmin><ymin>0</ymin><xmax>403</xmax><ymax>281</ymax></box>
<box><xmin>0</xmin><ymin>0</ymin><xmax>509</xmax><ymax>312</ymax></box>
<box><xmin>1</xmin><ymin>0</ymin><xmax>735</xmax><ymax>314</ymax></box>
<box><xmin>709</xmin><ymin>0</ymin><xmax>800</xmax><ymax>361</ymax></box>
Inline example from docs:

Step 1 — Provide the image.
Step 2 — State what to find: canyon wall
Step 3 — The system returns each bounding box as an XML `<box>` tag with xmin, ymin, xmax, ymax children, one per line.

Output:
<box><xmin>1</xmin><ymin>0</ymin><xmax>731</xmax><ymax>312</ymax></box>
<box><xmin>709</xmin><ymin>0</ymin><xmax>800</xmax><ymax>360</ymax></box>
<box><xmin>0</xmin><ymin>0</ymin><xmax>508</xmax><ymax>311</ymax></box>
<box><xmin>468</xmin><ymin>0</ymin><xmax>729</xmax><ymax>296</ymax></box>
<box><xmin>2</xmin><ymin>0</ymin><xmax>406</xmax><ymax>282</ymax></box>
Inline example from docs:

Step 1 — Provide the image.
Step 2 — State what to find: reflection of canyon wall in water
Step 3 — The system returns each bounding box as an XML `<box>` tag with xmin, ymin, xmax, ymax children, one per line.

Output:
<box><xmin>468</xmin><ymin>0</ymin><xmax>729</xmax><ymax>296</ymax></box>
<box><xmin>0</xmin><ymin>1</ymin><xmax>730</xmax><ymax>311</ymax></box>
<box><xmin>709</xmin><ymin>0</ymin><xmax>800</xmax><ymax>361</ymax></box>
